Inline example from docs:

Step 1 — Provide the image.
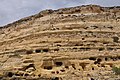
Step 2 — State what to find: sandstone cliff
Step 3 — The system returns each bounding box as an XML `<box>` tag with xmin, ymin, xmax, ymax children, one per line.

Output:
<box><xmin>0</xmin><ymin>5</ymin><xmax>120</xmax><ymax>80</ymax></box>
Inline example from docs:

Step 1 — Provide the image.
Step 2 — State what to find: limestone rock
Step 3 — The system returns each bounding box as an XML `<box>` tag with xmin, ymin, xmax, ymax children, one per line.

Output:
<box><xmin>0</xmin><ymin>5</ymin><xmax>120</xmax><ymax>80</ymax></box>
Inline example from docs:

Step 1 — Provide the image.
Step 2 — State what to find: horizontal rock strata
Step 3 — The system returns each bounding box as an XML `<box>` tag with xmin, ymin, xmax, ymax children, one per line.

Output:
<box><xmin>0</xmin><ymin>5</ymin><xmax>120</xmax><ymax>80</ymax></box>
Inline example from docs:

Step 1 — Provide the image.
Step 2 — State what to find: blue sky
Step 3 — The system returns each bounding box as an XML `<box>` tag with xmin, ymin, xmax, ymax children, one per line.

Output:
<box><xmin>0</xmin><ymin>0</ymin><xmax>120</xmax><ymax>26</ymax></box>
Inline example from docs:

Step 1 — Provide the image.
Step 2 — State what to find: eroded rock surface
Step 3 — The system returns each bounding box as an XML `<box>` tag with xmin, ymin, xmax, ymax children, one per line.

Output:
<box><xmin>0</xmin><ymin>5</ymin><xmax>120</xmax><ymax>80</ymax></box>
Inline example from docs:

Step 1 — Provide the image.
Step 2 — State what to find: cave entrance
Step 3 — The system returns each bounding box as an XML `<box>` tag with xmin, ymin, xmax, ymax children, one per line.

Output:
<box><xmin>55</xmin><ymin>62</ymin><xmax>63</xmax><ymax>67</ymax></box>
<box><xmin>35</xmin><ymin>49</ymin><xmax>42</xmax><ymax>53</ymax></box>
<box><xmin>43</xmin><ymin>49</ymin><xmax>49</xmax><ymax>52</ymax></box>
<box><xmin>44</xmin><ymin>66</ymin><xmax>52</xmax><ymax>70</ymax></box>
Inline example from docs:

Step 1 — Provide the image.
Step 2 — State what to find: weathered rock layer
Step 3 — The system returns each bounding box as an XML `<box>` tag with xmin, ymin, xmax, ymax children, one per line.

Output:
<box><xmin>0</xmin><ymin>5</ymin><xmax>120</xmax><ymax>80</ymax></box>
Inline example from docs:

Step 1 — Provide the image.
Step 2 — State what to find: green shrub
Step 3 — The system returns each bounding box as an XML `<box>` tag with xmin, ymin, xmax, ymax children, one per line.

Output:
<box><xmin>112</xmin><ymin>66</ymin><xmax>120</xmax><ymax>75</ymax></box>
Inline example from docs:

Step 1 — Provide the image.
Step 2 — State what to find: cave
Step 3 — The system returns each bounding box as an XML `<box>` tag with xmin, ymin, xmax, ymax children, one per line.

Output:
<box><xmin>91</xmin><ymin>26</ymin><xmax>98</xmax><ymax>29</ymax></box>
<box><xmin>56</xmin><ymin>71</ymin><xmax>59</xmax><ymax>74</ymax></box>
<box><xmin>24</xmin><ymin>64</ymin><xmax>36</xmax><ymax>71</ymax></box>
<box><xmin>54</xmin><ymin>48</ymin><xmax>59</xmax><ymax>51</ymax></box>
<box><xmin>60</xmin><ymin>69</ymin><xmax>65</xmax><ymax>72</ymax></box>
<box><xmin>111</xmin><ymin>57</ymin><xmax>118</xmax><ymax>61</ymax></box>
<box><xmin>113</xmin><ymin>36</ymin><xmax>119</xmax><ymax>43</ymax></box>
<box><xmin>73</xmin><ymin>47</ymin><xmax>77</xmax><ymax>49</ymax></box>
<box><xmin>80</xmin><ymin>48</ymin><xmax>86</xmax><ymax>50</ymax></box>
<box><xmin>35</xmin><ymin>49</ymin><xmax>42</xmax><ymax>53</ymax></box>
<box><xmin>108</xmin><ymin>26</ymin><xmax>113</xmax><ymax>30</ymax></box>
<box><xmin>91</xmin><ymin>78</ymin><xmax>94</xmax><ymax>80</ymax></box>
<box><xmin>89</xmin><ymin>57</ymin><xmax>96</xmax><ymax>60</ymax></box>
<box><xmin>92</xmin><ymin>67</ymin><xmax>94</xmax><ymax>70</ymax></box>
<box><xmin>44</xmin><ymin>66</ymin><xmax>52</xmax><ymax>70</ymax></box>
<box><xmin>118</xmin><ymin>56</ymin><xmax>120</xmax><ymax>59</ymax></box>
<box><xmin>105</xmin><ymin>57</ymin><xmax>108</xmax><ymax>61</ymax></box>
<box><xmin>43</xmin><ymin>49</ymin><xmax>49</xmax><ymax>52</ymax></box>
<box><xmin>65</xmin><ymin>66</ymin><xmax>69</xmax><ymax>69</ymax></box>
<box><xmin>75</xmin><ymin>44</ymin><xmax>79</xmax><ymax>46</ymax></box>
<box><xmin>86</xmin><ymin>48</ymin><xmax>91</xmax><ymax>50</ymax></box>
<box><xmin>15</xmin><ymin>73</ymin><xmax>20</xmax><ymax>76</ymax></box>
<box><xmin>99</xmin><ymin>48</ymin><xmax>104</xmax><ymax>51</ymax></box>
<box><xmin>24</xmin><ymin>74</ymin><xmax>29</xmax><ymax>76</ymax></box>
<box><xmin>51</xmin><ymin>77</ymin><xmax>59</xmax><ymax>80</ymax></box>
<box><xmin>51</xmin><ymin>71</ymin><xmax>55</xmax><ymax>74</ymax></box>
<box><xmin>97</xmin><ymin>58</ymin><xmax>102</xmax><ymax>62</ymax></box>
<box><xmin>7</xmin><ymin>72</ymin><xmax>13</xmax><ymax>77</ymax></box>
<box><xmin>107</xmin><ymin>48</ymin><xmax>114</xmax><ymax>51</ymax></box>
<box><xmin>79</xmin><ymin>44</ymin><xmax>83</xmax><ymax>46</ymax></box>
<box><xmin>55</xmin><ymin>62</ymin><xmax>63</xmax><ymax>67</ymax></box>
<box><xmin>82</xmin><ymin>38</ymin><xmax>85</xmax><ymax>40</ymax></box>
<box><xmin>57</xmin><ymin>44</ymin><xmax>61</xmax><ymax>47</ymax></box>
<box><xmin>94</xmin><ymin>58</ymin><xmax>102</xmax><ymax>64</ymax></box>
<box><xmin>26</xmin><ymin>50</ymin><xmax>33</xmax><ymax>54</ymax></box>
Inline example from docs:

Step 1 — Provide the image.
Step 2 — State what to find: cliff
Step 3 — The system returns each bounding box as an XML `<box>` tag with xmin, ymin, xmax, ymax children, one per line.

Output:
<box><xmin>0</xmin><ymin>5</ymin><xmax>120</xmax><ymax>80</ymax></box>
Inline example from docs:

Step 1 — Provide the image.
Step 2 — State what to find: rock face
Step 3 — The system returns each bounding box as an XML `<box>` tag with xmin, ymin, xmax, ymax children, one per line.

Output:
<box><xmin>0</xmin><ymin>5</ymin><xmax>120</xmax><ymax>80</ymax></box>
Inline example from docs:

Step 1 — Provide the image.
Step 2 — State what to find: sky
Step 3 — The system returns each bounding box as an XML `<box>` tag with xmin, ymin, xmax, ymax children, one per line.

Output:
<box><xmin>0</xmin><ymin>0</ymin><xmax>120</xmax><ymax>26</ymax></box>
